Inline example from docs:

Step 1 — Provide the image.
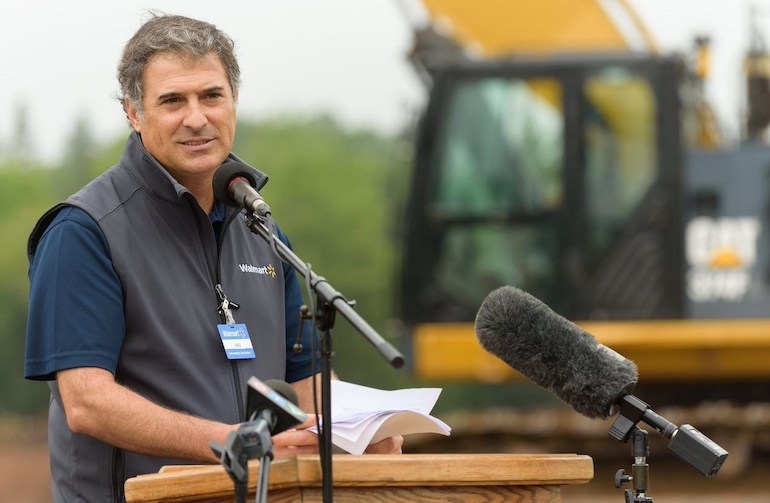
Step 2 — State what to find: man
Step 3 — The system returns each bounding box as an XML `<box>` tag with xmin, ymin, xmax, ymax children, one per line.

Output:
<box><xmin>25</xmin><ymin>13</ymin><xmax>401</xmax><ymax>502</ymax></box>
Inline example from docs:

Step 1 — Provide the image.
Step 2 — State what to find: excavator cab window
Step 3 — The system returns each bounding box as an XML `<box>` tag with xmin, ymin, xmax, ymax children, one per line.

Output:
<box><xmin>584</xmin><ymin>66</ymin><xmax>658</xmax><ymax>264</ymax></box>
<box><xmin>400</xmin><ymin>55</ymin><xmax>683</xmax><ymax>324</ymax></box>
<box><xmin>424</xmin><ymin>76</ymin><xmax>564</xmax><ymax>310</ymax></box>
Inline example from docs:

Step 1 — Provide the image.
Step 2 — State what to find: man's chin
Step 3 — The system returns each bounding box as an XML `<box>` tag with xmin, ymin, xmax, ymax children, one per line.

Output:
<box><xmin>181</xmin><ymin>152</ymin><xmax>227</xmax><ymax>173</ymax></box>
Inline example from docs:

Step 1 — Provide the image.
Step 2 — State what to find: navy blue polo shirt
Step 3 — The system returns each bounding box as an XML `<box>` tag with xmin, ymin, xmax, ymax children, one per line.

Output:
<box><xmin>25</xmin><ymin>203</ymin><xmax>317</xmax><ymax>383</ymax></box>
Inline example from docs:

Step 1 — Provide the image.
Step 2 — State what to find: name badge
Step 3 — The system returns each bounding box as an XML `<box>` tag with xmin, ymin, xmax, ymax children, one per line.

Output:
<box><xmin>217</xmin><ymin>323</ymin><xmax>256</xmax><ymax>360</ymax></box>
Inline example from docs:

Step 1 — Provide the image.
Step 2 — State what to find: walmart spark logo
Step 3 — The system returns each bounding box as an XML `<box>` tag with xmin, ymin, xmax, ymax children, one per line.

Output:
<box><xmin>238</xmin><ymin>263</ymin><xmax>277</xmax><ymax>278</ymax></box>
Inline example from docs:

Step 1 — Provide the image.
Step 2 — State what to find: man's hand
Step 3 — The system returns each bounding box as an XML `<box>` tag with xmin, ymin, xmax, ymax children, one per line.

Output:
<box><xmin>289</xmin><ymin>376</ymin><xmax>404</xmax><ymax>456</ymax></box>
<box><xmin>364</xmin><ymin>435</ymin><xmax>404</xmax><ymax>454</ymax></box>
<box><xmin>273</xmin><ymin>430</ymin><xmax>403</xmax><ymax>457</ymax></box>
<box><xmin>272</xmin><ymin>413</ymin><xmax>403</xmax><ymax>457</ymax></box>
<box><xmin>272</xmin><ymin>415</ymin><xmax>320</xmax><ymax>458</ymax></box>
<box><xmin>272</xmin><ymin>428</ymin><xmax>321</xmax><ymax>458</ymax></box>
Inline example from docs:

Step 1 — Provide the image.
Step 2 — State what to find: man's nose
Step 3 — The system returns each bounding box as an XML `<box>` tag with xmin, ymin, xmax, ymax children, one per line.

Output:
<box><xmin>182</xmin><ymin>100</ymin><xmax>208</xmax><ymax>130</ymax></box>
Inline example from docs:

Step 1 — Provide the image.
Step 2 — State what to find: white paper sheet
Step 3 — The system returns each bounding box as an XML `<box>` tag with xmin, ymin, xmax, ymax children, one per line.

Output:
<box><xmin>309</xmin><ymin>380</ymin><xmax>451</xmax><ymax>454</ymax></box>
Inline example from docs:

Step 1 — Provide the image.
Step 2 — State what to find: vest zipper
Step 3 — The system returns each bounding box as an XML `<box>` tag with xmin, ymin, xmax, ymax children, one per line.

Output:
<box><xmin>111</xmin><ymin>447</ymin><xmax>125</xmax><ymax>502</ymax></box>
<box><xmin>190</xmin><ymin>197</ymin><xmax>246</xmax><ymax>422</ymax></box>
<box><xmin>216</xmin><ymin>207</ymin><xmax>246</xmax><ymax>422</ymax></box>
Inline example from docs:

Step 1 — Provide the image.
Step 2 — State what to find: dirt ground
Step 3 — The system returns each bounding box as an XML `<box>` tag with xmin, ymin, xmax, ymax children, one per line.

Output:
<box><xmin>563</xmin><ymin>457</ymin><xmax>770</xmax><ymax>503</ymax></box>
<box><xmin>0</xmin><ymin>444</ymin><xmax>50</xmax><ymax>503</ymax></box>
<box><xmin>0</xmin><ymin>417</ymin><xmax>50</xmax><ymax>503</ymax></box>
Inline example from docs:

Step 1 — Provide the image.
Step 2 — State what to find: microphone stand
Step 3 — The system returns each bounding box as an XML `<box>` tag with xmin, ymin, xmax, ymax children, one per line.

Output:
<box><xmin>242</xmin><ymin>211</ymin><xmax>405</xmax><ymax>503</ymax></box>
<box><xmin>614</xmin><ymin>427</ymin><xmax>654</xmax><ymax>503</ymax></box>
<box><xmin>210</xmin><ymin>410</ymin><xmax>275</xmax><ymax>503</ymax></box>
<box><xmin>607</xmin><ymin>394</ymin><xmax>728</xmax><ymax>502</ymax></box>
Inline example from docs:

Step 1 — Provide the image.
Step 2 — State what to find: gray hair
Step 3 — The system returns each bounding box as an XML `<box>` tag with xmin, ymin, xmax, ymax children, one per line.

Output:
<box><xmin>117</xmin><ymin>13</ymin><xmax>240</xmax><ymax>116</ymax></box>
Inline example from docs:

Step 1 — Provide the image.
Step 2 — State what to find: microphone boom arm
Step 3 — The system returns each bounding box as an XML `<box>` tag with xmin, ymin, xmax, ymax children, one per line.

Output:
<box><xmin>242</xmin><ymin>212</ymin><xmax>404</xmax><ymax>367</ymax></box>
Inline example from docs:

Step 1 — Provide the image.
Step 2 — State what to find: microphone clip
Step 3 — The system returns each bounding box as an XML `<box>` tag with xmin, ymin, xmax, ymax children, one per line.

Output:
<box><xmin>210</xmin><ymin>412</ymin><xmax>274</xmax><ymax>503</ymax></box>
<box><xmin>293</xmin><ymin>305</ymin><xmax>313</xmax><ymax>353</ymax></box>
<box><xmin>609</xmin><ymin>394</ymin><xmax>728</xmax><ymax>477</ymax></box>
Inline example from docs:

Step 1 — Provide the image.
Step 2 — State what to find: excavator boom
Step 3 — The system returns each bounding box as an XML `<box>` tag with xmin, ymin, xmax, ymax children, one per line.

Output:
<box><xmin>417</xmin><ymin>0</ymin><xmax>658</xmax><ymax>56</ymax></box>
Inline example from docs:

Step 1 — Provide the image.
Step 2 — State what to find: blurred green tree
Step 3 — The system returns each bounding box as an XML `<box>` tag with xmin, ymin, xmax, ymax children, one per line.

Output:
<box><xmin>0</xmin><ymin>164</ymin><xmax>57</xmax><ymax>414</ymax></box>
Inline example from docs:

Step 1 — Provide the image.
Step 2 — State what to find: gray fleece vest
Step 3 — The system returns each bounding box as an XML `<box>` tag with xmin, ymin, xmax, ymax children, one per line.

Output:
<box><xmin>29</xmin><ymin>132</ymin><xmax>287</xmax><ymax>502</ymax></box>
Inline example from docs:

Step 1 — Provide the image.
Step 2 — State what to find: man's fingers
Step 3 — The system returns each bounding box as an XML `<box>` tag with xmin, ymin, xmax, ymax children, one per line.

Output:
<box><xmin>296</xmin><ymin>414</ymin><xmax>319</xmax><ymax>430</ymax></box>
<box><xmin>273</xmin><ymin>428</ymin><xmax>319</xmax><ymax>448</ymax></box>
<box><xmin>364</xmin><ymin>435</ymin><xmax>404</xmax><ymax>454</ymax></box>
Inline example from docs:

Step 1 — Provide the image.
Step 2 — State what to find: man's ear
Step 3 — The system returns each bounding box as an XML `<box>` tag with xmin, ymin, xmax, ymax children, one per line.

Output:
<box><xmin>125</xmin><ymin>98</ymin><xmax>142</xmax><ymax>132</ymax></box>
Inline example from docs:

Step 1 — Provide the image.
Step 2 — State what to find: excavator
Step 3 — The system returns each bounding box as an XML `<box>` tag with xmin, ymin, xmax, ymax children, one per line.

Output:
<box><xmin>395</xmin><ymin>0</ymin><xmax>770</xmax><ymax>430</ymax></box>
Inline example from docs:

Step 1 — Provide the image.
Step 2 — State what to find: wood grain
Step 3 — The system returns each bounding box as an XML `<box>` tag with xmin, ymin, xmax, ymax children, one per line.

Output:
<box><xmin>125</xmin><ymin>453</ymin><xmax>593</xmax><ymax>503</ymax></box>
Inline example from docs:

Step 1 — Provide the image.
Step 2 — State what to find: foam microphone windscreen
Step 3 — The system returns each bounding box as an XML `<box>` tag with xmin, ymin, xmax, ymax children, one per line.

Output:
<box><xmin>474</xmin><ymin>286</ymin><xmax>638</xmax><ymax>419</ymax></box>
<box><xmin>212</xmin><ymin>160</ymin><xmax>261</xmax><ymax>208</ymax></box>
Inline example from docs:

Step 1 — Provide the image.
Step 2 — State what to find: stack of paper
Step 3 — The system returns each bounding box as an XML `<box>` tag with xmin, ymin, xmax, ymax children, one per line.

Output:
<box><xmin>312</xmin><ymin>380</ymin><xmax>451</xmax><ymax>455</ymax></box>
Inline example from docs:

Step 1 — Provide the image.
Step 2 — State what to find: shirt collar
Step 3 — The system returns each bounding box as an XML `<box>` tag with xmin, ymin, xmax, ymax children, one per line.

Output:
<box><xmin>209</xmin><ymin>200</ymin><xmax>228</xmax><ymax>224</ymax></box>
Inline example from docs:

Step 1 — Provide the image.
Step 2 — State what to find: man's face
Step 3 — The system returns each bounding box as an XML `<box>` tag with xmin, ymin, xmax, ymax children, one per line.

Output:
<box><xmin>126</xmin><ymin>52</ymin><xmax>237</xmax><ymax>186</ymax></box>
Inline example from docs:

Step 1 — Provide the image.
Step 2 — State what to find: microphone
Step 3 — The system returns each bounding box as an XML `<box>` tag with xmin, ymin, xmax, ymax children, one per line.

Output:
<box><xmin>245</xmin><ymin>376</ymin><xmax>308</xmax><ymax>433</ymax></box>
<box><xmin>213</xmin><ymin>160</ymin><xmax>271</xmax><ymax>216</ymax></box>
<box><xmin>474</xmin><ymin>285</ymin><xmax>637</xmax><ymax>419</ymax></box>
<box><xmin>212</xmin><ymin>377</ymin><xmax>308</xmax><ymax>503</ymax></box>
<box><xmin>474</xmin><ymin>286</ymin><xmax>728</xmax><ymax>477</ymax></box>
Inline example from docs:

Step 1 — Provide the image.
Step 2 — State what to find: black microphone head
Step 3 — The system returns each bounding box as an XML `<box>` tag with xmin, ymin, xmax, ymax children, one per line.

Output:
<box><xmin>212</xmin><ymin>160</ymin><xmax>268</xmax><ymax>208</ymax></box>
<box><xmin>475</xmin><ymin>286</ymin><xmax>638</xmax><ymax>419</ymax></box>
<box><xmin>245</xmin><ymin>377</ymin><xmax>307</xmax><ymax>432</ymax></box>
<box><xmin>264</xmin><ymin>379</ymin><xmax>300</xmax><ymax>406</ymax></box>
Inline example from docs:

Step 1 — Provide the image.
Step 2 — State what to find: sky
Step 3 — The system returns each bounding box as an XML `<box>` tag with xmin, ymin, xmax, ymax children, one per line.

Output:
<box><xmin>0</xmin><ymin>0</ymin><xmax>768</xmax><ymax>161</ymax></box>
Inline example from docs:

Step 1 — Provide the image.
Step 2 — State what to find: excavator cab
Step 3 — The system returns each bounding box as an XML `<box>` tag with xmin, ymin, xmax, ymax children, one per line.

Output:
<box><xmin>400</xmin><ymin>54</ymin><xmax>685</xmax><ymax>326</ymax></box>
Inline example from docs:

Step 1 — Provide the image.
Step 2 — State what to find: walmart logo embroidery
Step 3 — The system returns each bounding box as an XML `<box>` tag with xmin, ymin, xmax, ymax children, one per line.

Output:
<box><xmin>238</xmin><ymin>263</ymin><xmax>277</xmax><ymax>278</ymax></box>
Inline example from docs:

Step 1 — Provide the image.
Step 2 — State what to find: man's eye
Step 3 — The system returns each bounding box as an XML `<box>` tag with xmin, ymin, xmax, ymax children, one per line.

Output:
<box><xmin>162</xmin><ymin>97</ymin><xmax>183</xmax><ymax>105</ymax></box>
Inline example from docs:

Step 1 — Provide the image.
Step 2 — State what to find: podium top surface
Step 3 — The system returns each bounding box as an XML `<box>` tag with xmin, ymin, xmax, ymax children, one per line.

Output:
<box><xmin>125</xmin><ymin>453</ymin><xmax>593</xmax><ymax>502</ymax></box>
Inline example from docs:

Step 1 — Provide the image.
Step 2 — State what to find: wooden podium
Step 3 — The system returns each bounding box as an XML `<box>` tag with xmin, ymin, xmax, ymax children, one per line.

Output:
<box><xmin>125</xmin><ymin>453</ymin><xmax>593</xmax><ymax>502</ymax></box>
